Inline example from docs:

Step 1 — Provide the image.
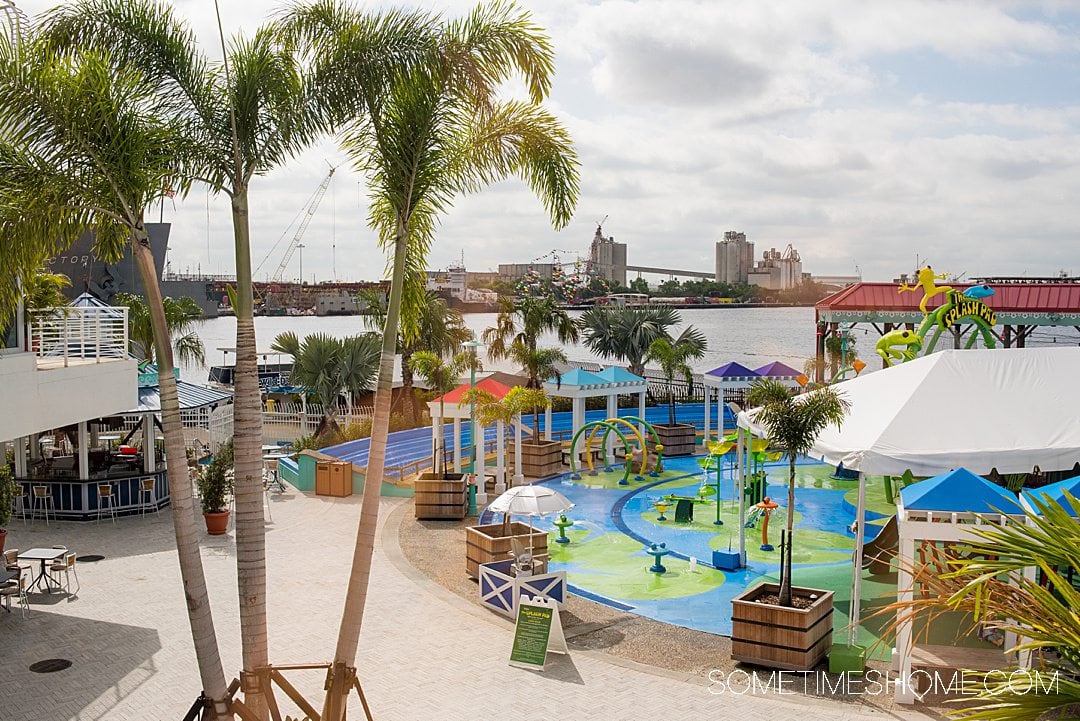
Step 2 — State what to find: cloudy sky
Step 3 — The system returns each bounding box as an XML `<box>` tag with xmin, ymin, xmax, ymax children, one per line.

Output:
<box><xmin>17</xmin><ymin>0</ymin><xmax>1080</xmax><ymax>283</ymax></box>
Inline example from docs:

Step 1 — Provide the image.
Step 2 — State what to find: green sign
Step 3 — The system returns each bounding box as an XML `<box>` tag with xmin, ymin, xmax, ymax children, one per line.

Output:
<box><xmin>509</xmin><ymin>602</ymin><xmax>554</xmax><ymax>670</ymax></box>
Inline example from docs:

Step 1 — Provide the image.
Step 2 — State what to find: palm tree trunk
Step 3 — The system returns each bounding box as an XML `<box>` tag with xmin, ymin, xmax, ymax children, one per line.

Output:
<box><xmin>780</xmin><ymin>454</ymin><xmax>796</xmax><ymax>607</ymax></box>
<box><xmin>400</xmin><ymin>345</ymin><xmax>415</xmax><ymax>423</ymax></box>
<box><xmin>133</xmin><ymin>228</ymin><xmax>231</xmax><ymax>719</ymax></box>
<box><xmin>230</xmin><ymin>188</ymin><xmax>269</xmax><ymax>718</ymax></box>
<box><xmin>324</xmin><ymin>219</ymin><xmax>409</xmax><ymax>720</ymax></box>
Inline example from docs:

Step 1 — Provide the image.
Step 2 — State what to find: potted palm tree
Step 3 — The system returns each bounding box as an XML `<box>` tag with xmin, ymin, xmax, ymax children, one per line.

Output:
<box><xmin>645</xmin><ymin>333</ymin><xmax>706</xmax><ymax>456</ymax></box>
<box><xmin>410</xmin><ymin>350</ymin><xmax>469</xmax><ymax>519</ymax></box>
<box><xmin>0</xmin><ymin>464</ymin><xmax>17</xmax><ymax>555</ymax></box>
<box><xmin>196</xmin><ymin>446</ymin><xmax>234</xmax><ymax>536</ymax></box>
<box><xmin>731</xmin><ymin>378</ymin><xmax>848</xmax><ymax>671</ymax></box>
<box><xmin>484</xmin><ymin>295</ymin><xmax>571</xmax><ymax>477</ymax></box>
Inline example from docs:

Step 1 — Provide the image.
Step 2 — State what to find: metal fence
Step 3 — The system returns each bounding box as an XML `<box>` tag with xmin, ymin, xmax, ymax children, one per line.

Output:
<box><xmin>262</xmin><ymin>401</ymin><xmax>374</xmax><ymax>443</ymax></box>
<box><xmin>29</xmin><ymin>306</ymin><xmax>129</xmax><ymax>365</ymax></box>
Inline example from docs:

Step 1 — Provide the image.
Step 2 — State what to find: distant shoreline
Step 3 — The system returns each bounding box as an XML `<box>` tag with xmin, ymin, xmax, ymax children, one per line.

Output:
<box><xmin>552</xmin><ymin>301</ymin><xmax>812</xmax><ymax>311</ymax></box>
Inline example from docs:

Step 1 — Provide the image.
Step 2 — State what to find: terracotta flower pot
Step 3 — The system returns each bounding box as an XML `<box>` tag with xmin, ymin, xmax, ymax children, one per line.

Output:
<box><xmin>203</xmin><ymin>511</ymin><xmax>230</xmax><ymax>536</ymax></box>
<box><xmin>0</xmin><ymin>529</ymin><xmax>7</xmax><ymax>556</ymax></box>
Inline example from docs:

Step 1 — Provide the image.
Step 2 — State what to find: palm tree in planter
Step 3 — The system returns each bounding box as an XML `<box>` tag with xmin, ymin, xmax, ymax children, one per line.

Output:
<box><xmin>409</xmin><ymin>350</ymin><xmax>471</xmax><ymax>479</ymax></box>
<box><xmin>730</xmin><ymin>378</ymin><xmax>848</xmax><ymax>671</ymax></box>
<box><xmin>645</xmin><ymin>332</ymin><xmax>706</xmax><ymax>457</ymax></box>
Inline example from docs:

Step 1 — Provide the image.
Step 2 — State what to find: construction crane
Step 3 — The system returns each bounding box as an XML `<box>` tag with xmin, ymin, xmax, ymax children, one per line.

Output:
<box><xmin>257</xmin><ymin>164</ymin><xmax>336</xmax><ymax>284</ymax></box>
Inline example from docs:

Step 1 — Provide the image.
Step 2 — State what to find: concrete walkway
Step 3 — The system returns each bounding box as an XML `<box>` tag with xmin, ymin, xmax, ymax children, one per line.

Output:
<box><xmin>0</xmin><ymin>491</ymin><xmax>935</xmax><ymax>720</ymax></box>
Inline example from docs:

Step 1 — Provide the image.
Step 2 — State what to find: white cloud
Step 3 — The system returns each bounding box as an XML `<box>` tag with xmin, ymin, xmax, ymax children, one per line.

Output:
<box><xmin>11</xmin><ymin>0</ymin><xmax>1080</xmax><ymax>281</ymax></box>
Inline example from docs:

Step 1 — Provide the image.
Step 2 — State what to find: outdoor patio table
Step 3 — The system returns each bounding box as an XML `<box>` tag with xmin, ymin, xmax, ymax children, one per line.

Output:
<box><xmin>17</xmin><ymin>548</ymin><xmax>67</xmax><ymax>593</ymax></box>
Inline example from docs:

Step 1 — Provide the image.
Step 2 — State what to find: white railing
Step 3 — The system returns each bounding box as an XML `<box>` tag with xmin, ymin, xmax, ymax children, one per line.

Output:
<box><xmin>262</xmin><ymin>401</ymin><xmax>375</xmax><ymax>441</ymax></box>
<box><xmin>30</xmin><ymin>306</ymin><xmax>129</xmax><ymax>366</ymax></box>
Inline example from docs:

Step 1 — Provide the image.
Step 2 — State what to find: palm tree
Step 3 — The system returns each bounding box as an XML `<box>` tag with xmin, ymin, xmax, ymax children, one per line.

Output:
<box><xmin>645</xmin><ymin>334</ymin><xmax>707</xmax><ymax>426</ymax></box>
<box><xmin>270</xmin><ymin>331</ymin><xmax>380</xmax><ymax>439</ymax></box>
<box><xmin>281</xmin><ymin>3</ymin><xmax>579</xmax><ymax>715</ymax></box>
<box><xmin>116</xmin><ymin>292</ymin><xmax>205</xmax><ymax>366</ymax></box>
<box><xmin>360</xmin><ymin>289</ymin><xmax>472</xmax><ymax>419</ymax></box>
<box><xmin>462</xmin><ymin>385</ymin><xmax>549</xmax><ymax>485</ymax></box>
<box><xmin>38</xmin><ymin>7</ymin><xmax>431</xmax><ymax>704</ymax></box>
<box><xmin>409</xmin><ymin>350</ymin><xmax>470</xmax><ymax>476</ymax></box>
<box><xmin>579</xmin><ymin>305</ymin><xmax>703</xmax><ymax>377</ymax></box>
<box><xmin>0</xmin><ymin>31</ymin><xmax>230</xmax><ymax>717</ymax></box>
<box><xmin>484</xmin><ymin>294</ymin><xmax>577</xmax><ymax>376</ymax></box>
<box><xmin>745</xmin><ymin>378</ymin><xmax>848</xmax><ymax>607</ymax></box>
<box><xmin>871</xmin><ymin>492</ymin><xmax>1080</xmax><ymax>719</ymax></box>
<box><xmin>22</xmin><ymin>269</ymin><xmax>71</xmax><ymax>313</ymax></box>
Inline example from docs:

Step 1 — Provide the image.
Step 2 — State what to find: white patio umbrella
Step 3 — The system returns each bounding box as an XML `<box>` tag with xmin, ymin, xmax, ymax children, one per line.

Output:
<box><xmin>487</xmin><ymin>485</ymin><xmax>575</xmax><ymax>549</ymax></box>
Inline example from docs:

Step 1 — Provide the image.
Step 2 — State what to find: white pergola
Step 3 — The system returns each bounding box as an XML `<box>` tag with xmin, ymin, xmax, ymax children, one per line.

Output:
<box><xmin>737</xmin><ymin>348</ymin><xmax>1080</xmax><ymax>700</ymax></box>
<box><xmin>701</xmin><ymin>362</ymin><xmax>759</xmax><ymax>444</ymax></box>
<box><xmin>542</xmin><ymin>368</ymin><xmax>647</xmax><ymax>456</ymax></box>
<box><xmin>427</xmin><ymin>377</ymin><xmax>514</xmax><ymax>493</ymax></box>
<box><xmin>894</xmin><ymin>469</ymin><xmax>1028</xmax><ymax>703</ymax></box>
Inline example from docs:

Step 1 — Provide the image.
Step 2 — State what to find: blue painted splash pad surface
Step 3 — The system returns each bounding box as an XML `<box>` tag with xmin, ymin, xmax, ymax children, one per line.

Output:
<box><xmin>512</xmin><ymin>455</ymin><xmax>879</xmax><ymax>637</ymax></box>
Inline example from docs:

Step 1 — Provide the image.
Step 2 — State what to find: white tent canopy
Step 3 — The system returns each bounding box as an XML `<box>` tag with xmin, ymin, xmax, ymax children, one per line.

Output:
<box><xmin>738</xmin><ymin>347</ymin><xmax>1080</xmax><ymax>477</ymax></box>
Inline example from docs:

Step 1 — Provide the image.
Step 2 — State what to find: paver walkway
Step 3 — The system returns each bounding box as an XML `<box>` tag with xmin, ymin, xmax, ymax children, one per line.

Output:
<box><xmin>0</xmin><ymin>491</ymin><xmax>935</xmax><ymax>720</ymax></box>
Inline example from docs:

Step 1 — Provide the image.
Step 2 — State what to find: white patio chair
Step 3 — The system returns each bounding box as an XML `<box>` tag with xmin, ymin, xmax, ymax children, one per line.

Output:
<box><xmin>48</xmin><ymin>552</ymin><xmax>79</xmax><ymax>595</ymax></box>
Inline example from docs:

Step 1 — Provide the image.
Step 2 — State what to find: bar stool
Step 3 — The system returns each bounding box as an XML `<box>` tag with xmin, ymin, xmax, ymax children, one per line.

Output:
<box><xmin>139</xmin><ymin>477</ymin><xmax>157</xmax><ymax>517</ymax></box>
<box><xmin>96</xmin><ymin>483</ymin><xmax>117</xmax><ymax>524</ymax></box>
<box><xmin>31</xmin><ymin>485</ymin><xmax>53</xmax><ymax>526</ymax></box>
<box><xmin>15</xmin><ymin>485</ymin><xmax>29</xmax><ymax>525</ymax></box>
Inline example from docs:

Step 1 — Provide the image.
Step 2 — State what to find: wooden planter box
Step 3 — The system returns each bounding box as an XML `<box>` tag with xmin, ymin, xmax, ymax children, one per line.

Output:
<box><xmin>465</xmin><ymin>521</ymin><xmax>548</xmax><ymax>579</ymax></box>
<box><xmin>654</xmin><ymin>423</ymin><xmax>697</xmax><ymax>457</ymax></box>
<box><xmin>731</xmin><ymin>583</ymin><xmax>834</xmax><ymax>671</ymax></box>
<box><xmin>509</xmin><ymin>440</ymin><xmax>563</xmax><ymax>479</ymax></box>
<box><xmin>414</xmin><ymin>472</ymin><xmax>467</xmax><ymax>520</ymax></box>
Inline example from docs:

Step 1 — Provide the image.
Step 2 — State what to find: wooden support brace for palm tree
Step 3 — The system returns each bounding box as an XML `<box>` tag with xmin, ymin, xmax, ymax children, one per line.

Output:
<box><xmin>226</xmin><ymin>663</ymin><xmax>373</xmax><ymax>721</ymax></box>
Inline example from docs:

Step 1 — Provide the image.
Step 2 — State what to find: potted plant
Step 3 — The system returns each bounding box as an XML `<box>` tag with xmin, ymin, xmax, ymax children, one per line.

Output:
<box><xmin>409</xmin><ymin>350</ymin><xmax>470</xmax><ymax>519</ymax></box>
<box><xmin>645</xmin><ymin>333</ymin><xmax>706</xmax><ymax>456</ymax></box>
<box><xmin>483</xmin><ymin>294</ymin><xmax>575</xmax><ymax>477</ymax></box>
<box><xmin>196</xmin><ymin>450</ymin><xmax>233</xmax><ymax>535</ymax></box>
<box><xmin>731</xmin><ymin>378</ymin><xmax>849</xmax><ymax>670</ymax></box>
<box><xmin>0</xmin><ymin>463</ymin><xmax>17</xmax><ymax>554</ymax></box>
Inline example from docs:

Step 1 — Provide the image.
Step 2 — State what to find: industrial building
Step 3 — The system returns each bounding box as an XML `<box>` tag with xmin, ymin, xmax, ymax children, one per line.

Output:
<box><xmin>747</xmin><ymin>245</ymin><xmax>804</xmax><ymax>291</ymax></box>
<box><xmin>714</xmin><ymin>231</ymin><xmax>755</xmax><ymax>285</ymax></box>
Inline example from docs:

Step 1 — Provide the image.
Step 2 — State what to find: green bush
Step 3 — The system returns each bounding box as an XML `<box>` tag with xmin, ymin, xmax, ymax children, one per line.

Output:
<box><xmin>0</xmin><ymin>464</ymin><xmax>16</xmax><ymax>531</ymax></box>
<box><xmin>196</xmin><ymin>453</ymin><xmax>233</xmax><ymax>514</ymax></box>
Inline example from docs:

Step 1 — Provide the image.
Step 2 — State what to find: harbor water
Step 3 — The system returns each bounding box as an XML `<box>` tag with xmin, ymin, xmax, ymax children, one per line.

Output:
<box><xmin>182</xmin><ymin>306</ymin><xmax>818</xmax><ymax>382</ymax></box>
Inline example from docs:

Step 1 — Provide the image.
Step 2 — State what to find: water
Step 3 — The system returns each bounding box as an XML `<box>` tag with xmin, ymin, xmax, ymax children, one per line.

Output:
<box><xmin>182</xmin><ymin>306</ymin><xmax>815</xmax><ymax>382</ymax></box>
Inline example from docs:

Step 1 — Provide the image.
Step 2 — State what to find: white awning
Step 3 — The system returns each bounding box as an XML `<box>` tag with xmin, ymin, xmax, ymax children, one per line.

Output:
<box><xmin>738</xmin><ymin>347</ymin><xmax>1080</xmax><ymax>476</ymax></box>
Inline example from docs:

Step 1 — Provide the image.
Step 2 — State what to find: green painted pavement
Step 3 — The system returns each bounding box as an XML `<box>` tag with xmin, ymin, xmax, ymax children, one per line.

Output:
<box><xmin>548</xmin><ymin>532</ymin><xmax>726</xmax><ymax>601</ymax></box>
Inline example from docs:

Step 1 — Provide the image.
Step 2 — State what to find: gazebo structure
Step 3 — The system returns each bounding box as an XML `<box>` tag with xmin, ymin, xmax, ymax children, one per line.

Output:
<box><xmin>1021</xmin><ymin>475</ymin><xmax>1080</xmax><ymax>517</ymax></box>
<box><xmin>895</xmin><ymin>469</ymin><xmax>1028</xmax><ymax>703</ymax></box>
<box><xmin>427</xmin><ymin>377</ymin><xmax>513</xmax><ymax>493</ymax></box>
<box><xmin>542</xmin><ymin>368</ymin><xmax>647</xmax><ymax>456</ymax></box>
<box><xmin>701</xmin><ymin>362</ymin><xmax>759</xmax><ymax>444</ymax></box>
<box><xmin>753</xmin><ymin>361</ymin><xmax>804</xmax><ymax>390</ymax></box>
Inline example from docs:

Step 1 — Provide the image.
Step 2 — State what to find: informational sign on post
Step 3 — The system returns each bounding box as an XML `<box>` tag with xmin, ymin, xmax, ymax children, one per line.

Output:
<box><xmin>509</xmin><ymin>595</ymin><xmax>567</xmax><ymax>671</ymax></box>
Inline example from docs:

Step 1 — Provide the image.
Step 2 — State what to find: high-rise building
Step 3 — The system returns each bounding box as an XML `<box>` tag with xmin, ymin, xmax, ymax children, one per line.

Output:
<box><xmin>714</xmin><ymin>231</ymin><xmax>755</xmax><ymax>285</ymax></box>
<box><xmin>589</xmin><ymin>225</ymin><xmax>627</xmax><ymax>287</ymax></box>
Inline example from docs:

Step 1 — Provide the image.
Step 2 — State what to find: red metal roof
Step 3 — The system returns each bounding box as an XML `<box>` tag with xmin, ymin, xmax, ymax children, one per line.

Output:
<box><xmin>816</xmin><ymin>282</ymin><xmax>1080</xmax><ymax>314</ymax></box>
<box><xmin>432</xmin><ymin>377</ymin><xmax>514</xmax><ymax>405</ymax></box>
